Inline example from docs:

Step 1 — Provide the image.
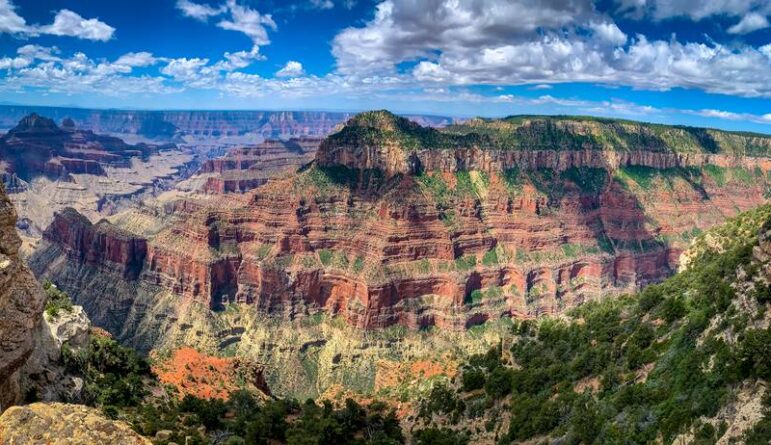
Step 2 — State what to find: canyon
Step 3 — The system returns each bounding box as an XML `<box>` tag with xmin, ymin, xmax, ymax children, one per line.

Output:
<box><xmin>0</xmin><ymin>113</ymin><xmax>195</xmax><ymax>255</ymax></box>
<box><xmin>26</xmin><ymin>110</ymin><xmax>771</xmax><ymax>398</ymax></box>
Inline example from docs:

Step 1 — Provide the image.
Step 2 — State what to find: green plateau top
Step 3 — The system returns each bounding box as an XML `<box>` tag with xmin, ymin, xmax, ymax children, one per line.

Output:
<box><xmin>325</xmin><ymin>110</ymin><xmax>771</xmax><ymax>156</ymax></box>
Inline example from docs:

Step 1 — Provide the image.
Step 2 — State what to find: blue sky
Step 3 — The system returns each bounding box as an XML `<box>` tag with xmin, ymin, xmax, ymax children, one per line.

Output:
<box><xmin>1</xmin><ymin>0</ymin><xmax>771</xmax><ymax>133</ymax></box>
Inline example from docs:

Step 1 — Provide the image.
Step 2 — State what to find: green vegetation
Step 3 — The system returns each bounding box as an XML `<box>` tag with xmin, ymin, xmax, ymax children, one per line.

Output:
<box><xmin>703</xmin><ymin>165</ymin><xmax>759</xmax><ymax>186</ymax></box>
<box><xmin>295</xmin><ymin>165</ymin><xmax>385</xmax><ymax>197</ymax></box>
<box><xmin>560</xmin><ymin>167</ymin><xmax>608</xmax><ymax>195</ymax></box>
<box><xmin>327</xmin><ymin>110</ymin><xmax>487</xmax><ymax>151</ymax></box>
<box><xmin>416</xmin><ymin>203</ymin><xmax>771</xmax><ymax>444</ymax></box>
<box><xmin>43</xmin><ymin>280</ymin><xmax>73</xmax><ymax>318</ymax></box>
<box><xmin>454</xmin><ymin>255</ymin><xmax>477</xmax><ymax>271</ymax></box>
<box><xmin>444</xmin><ymin>115</ymin><xmax>771</xmax><ymax>155</ymax></box>
<box><xmin>131</xmin><ymin>393</ymin><xmax>406</xmax><ymax>445</ymax></box>
<box><xmin>327</xmin><ymin>111</ymin><xmax>771</xmax><ymax>156</ymax></box>
<box><xmin>62</xmin><ymin>335</ymin><xmax>152</xmax><ymax>408</ymax></box>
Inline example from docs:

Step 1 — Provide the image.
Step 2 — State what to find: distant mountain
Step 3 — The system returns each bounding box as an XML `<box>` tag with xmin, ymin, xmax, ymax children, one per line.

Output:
<box><xmin>0</xmin><ymin>105</ymin><xmax>454</xmax><ymax>141</ymax></box>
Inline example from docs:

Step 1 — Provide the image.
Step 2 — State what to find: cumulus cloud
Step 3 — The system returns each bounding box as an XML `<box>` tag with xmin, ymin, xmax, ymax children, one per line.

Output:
<box><xmin>217</xmin><ymin>0</ymin><xmax>276</xmax><ymax>46</ymax></box>
<box><xmin>176</xmin><ymin>1</ymin><xmax>277</xmax><ymax>49</ymax></box>
<box><xmin>38</xmin><ymin>9</ymin><xmax>115</xmax><ymax>41</ymax></box>
<box><xmin>0</xmin><ymin>0</ymin><xmax>27</xmax><ymax>34</ymax></box>
<box><xmin>0</xmin><ymin>0</ymin><xmax>115</xmax><ymax>42</ymax></box>
<box><xmin>0</xmin><ymin>1</ymin><xmax>115</xmax><ymax>41</ymax></box>
<box><xmin>332</xmin><ymin>0</ymin><xmax>598</xmax><ymax>74</ymax></box>
<box><xmin>728</xmin><ymin>12</ymin><xmax>769</xmax><ymax>34</ymax></box>
<box><xmin>686</xmin><ymin>108</ymin><xmax>771</xmax><ymax>124</ymax></box>
<box><xmin>175</xmin><ymin>0</ymin><xmax>225</xmax><ymax>21</ymax></box>
<box><xmin>276</xmin><ymin>60</ymin><xmax>305</xmax><ymax>77</ymax></box>
<box><xmin>329</xmin><ymin>0</ymin><xmax>771</xmax><ymax>98</ymax></box>
<box><xmin>114</xmin><ymin>52</ymin><xmax>158</xmax><ymax>68</ymax></box>
<box><xmin>0</xmin><ymin>46</ymin><xmax>174</xmax><ymax>95</ymax></box>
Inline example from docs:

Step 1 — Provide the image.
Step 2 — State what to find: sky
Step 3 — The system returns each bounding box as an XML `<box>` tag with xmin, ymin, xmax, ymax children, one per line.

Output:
<box><xmin>0</xmin><ymin>0</ymin><xmax>771</xmax><ymax>133</ymax></box>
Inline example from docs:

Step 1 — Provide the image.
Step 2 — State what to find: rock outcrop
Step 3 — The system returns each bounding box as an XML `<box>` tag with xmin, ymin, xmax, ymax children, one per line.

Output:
<box><xmin>0</xmin><ymin>402</ymin><xmax>151</xmax><ymax>445</ymax></box>
<box><xmin>0</xmin><ymin>184</ymin><xmax>45</xmax><ymax>410</ymax></box>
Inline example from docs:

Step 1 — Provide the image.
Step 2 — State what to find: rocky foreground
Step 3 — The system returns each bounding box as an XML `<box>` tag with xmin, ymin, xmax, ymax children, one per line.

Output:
<box><xmin>0</xmin><ymin>403</ymin><xmax>150</xmax><ymax>445</ymax></box>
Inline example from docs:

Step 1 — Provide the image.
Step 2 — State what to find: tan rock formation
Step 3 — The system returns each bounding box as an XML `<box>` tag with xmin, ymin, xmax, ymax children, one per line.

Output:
<box><xmin>0</xmin><ymin>402</ymin><xmax>151</xmax><ymax>445</ymax></box>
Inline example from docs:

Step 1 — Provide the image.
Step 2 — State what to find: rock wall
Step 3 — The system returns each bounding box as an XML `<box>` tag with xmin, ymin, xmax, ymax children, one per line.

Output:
<box><xmin>42</xmin><ymin>208</ymin><xmax>147</xmax><ymax>281</ymax></box>
<box><xmin>318</xmin><ymin>144</ymin><xmax>771</xmax><ymax>178</ymax></box>
<box><xmin>0</xmin><ymin>185</ymin><xmax>45</xmax><ymax>410</ymax></box>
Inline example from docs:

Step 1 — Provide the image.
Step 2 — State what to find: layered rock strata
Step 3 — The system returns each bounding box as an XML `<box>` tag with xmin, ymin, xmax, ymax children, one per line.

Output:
<box><xmin>182</xmin><ymin>137</ymin><xmax>321</xmax><ymax>193</ymax></box>
<box><xmin>29</xmin><ymin>113</ymin><xmax>771</xmax><ymax>349</ymax></box>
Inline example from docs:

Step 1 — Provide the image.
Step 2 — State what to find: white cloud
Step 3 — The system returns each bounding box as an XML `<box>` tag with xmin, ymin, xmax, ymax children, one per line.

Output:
<box><xmin>38</xmin><ymin>9</ymin><xmax>115</xmax><ymax>41</ymax></box>
<box><xmin>332</xmin><ymin>0</ymin><xmax>598</xmax><ymax>75</ymax></box>
<box><xmin>0</xmin><ymin>55</ymin><xmax>29</xmax><ymax>70</ymax></box>
<box><xmin>217</xmin><ymin>0</ymin><xmax>276</xmax><ymax>46</ymax></box>
<box><xmin>176</xmin><ymin>0</ymin><xmax>276</xmax><ymax>49</ymax></box>
<box><xmin>0</xmin><ymin>46</ymin><xmax>175</xmax><ymax>95</ymax></box>
<box><xmin>276</xmin><ymin>60</ymin><xmax>304</xmax><ymax>77</ymax></box>
<box><xmin>114</xmin><ymin>52</ymin><xmax>157</xmax><ymax>68</ymax></box>
<box><xmin>161</xmin><ymin>57</ymin><xmax>210</xmax><ymax>82</ymax></box>
<box><xmin>0</xmin><ymin>0</ymin><xmax>27</xmax><ymax>34</ymax></box>
<box><xmin>728</xmin><ymin>12</ymin><xmax>769</xmax><ymax>34</ymax></box>
<box><xmin>215</xmin><ymin>45</ymin><xmax>264</xmax><ymax>71</ymax></box>
<box><xmin>175</xmin><ymin>0</ymin><xmax>225</xmax><ymax>21</ymax></box>
<box><xmin>589</xmin><ymin>21</ymin><xmax>627</xmax><ymax>45</ymax></box>
<box><xmin>0</xmin><ymin>1</ymin><xmax>115</xmax><ymax>41</ymax></box>
<box><xmin>328</xmin><ymin>1</ymin><xmax>771</xmax><ymax>99</ymax></box>
<box><xmin>17</xmin><ymin>44</ymin><xmax>61</xmax><ymax>62</ymax></box>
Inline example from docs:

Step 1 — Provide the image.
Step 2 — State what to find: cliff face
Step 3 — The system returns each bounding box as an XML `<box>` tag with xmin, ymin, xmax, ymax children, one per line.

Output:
<box><xmin>30</xmin><ymin>117</ymin><xmax>771</xmax><ymax>335</ymax></box>
<box><xmin>0</xmin><ymin>185</ymin><xmax>45</xmax><ymax>410</ymax></box>
<box><xmin>318</xmin><ymin>112</ymin><xmax>771</xmax><ymax>178</ymax></box>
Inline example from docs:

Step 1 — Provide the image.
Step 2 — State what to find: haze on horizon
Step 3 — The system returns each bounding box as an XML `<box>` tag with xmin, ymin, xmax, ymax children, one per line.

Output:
<box><xmin>0</xmin><ymin>0</ymin><xmax>770</xmax><ymax>133</ymax></box>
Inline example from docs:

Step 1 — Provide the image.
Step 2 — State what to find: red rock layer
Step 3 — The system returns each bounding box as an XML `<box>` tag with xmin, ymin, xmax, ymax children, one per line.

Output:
<box><xmin>43</xmin><ymin>208</ymin><xmax>147</xmax><ymax>280</ymax></box>
<box><xmin>44</xmin><ymin>160</ymin><xmax>767</xmax><ymax>331</ymax></box>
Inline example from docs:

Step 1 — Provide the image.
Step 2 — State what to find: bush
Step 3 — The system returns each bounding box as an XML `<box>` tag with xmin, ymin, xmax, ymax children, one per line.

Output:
<box><xmin>460</xmin><ymin>368</ymin><xmax>485</xmax><ymax>392</ymax></box>
<box><xmin>43</xmin><ymin>281</ymin><xmax>73</xmax><ymax>318</ymax></box>
<box><xmin>413</xmin><ymin>428</ymin><xmax>469</xmax><ymax>445</ymax></box>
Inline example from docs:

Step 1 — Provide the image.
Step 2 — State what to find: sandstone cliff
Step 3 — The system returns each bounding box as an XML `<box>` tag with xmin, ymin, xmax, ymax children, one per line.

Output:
<box><xmin>0</xmin><ymin>184</ymin><xmax>44</xmax><ymax>410</ymax></box>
